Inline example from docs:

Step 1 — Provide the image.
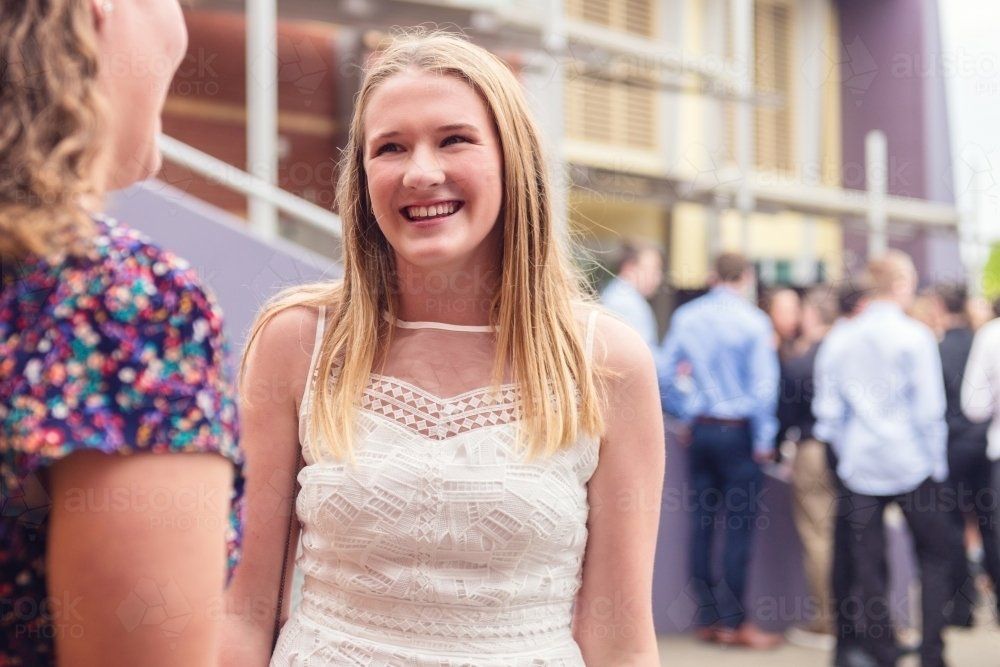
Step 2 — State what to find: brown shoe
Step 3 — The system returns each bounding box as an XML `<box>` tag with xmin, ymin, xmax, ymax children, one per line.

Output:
<box><xmin>713</xmin><ymin>626</ymin><xmax>739</xmax><ymax>645</ymax></box>
<box><xmin>693</xmin><ymin>626</ymin><xmax>718</xmax><ymax>643</ymax></box>
<box><xmin>732</xmin><ymin>623</ymin><xmax>784</xmax><ymax>650</ymax></box>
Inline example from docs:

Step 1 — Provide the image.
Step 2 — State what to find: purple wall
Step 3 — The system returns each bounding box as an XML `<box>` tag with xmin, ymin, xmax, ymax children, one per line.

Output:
<box><xmin>837</xmin><ymin>0</ymin><xmax>958</xmax><ymax>281</ymax></box>
<box><xmin>108</xmin><ymin>180</ymin><xmax>339</xmax><ymax>364</ymax></box>
<box><xmin>839</xmin><ymin>0</ymin><xmax>928</xmax><ymax>199</ymax></box>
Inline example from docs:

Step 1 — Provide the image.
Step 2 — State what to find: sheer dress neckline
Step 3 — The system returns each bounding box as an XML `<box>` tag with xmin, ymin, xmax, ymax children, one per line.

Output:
<box><xmin>298</xmin><ymin>306</ymin><xmax>600</xmax><ymax>446</ymax></box>
<box><xmin>381</xmin><ymin>310</ymin><xmax>497</xmax><ymax>333</ymax></box>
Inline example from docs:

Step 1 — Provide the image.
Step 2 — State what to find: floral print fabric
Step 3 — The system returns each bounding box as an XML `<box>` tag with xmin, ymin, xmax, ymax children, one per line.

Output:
<box><xmin>0</xmin><ymin>215</ymin><xmax>243</xmax><ymax>665</ymax></box>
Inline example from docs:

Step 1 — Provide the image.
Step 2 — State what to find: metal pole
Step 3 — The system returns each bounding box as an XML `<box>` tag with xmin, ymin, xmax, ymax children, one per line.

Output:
<box><xmin>247</xmin><ymin>0</ymin><xmax>279</xmax><ymax>240</ymax></box>
<box><xmin>158</xmin><ymin>134</ymin><xmax>342</xmax><ymax>239</ymax></box>
<box><xmin>796</xmin><ymin>216</ymin><xmax>818</xmax><ymax>284</ymax></box>
<box><xmin>797</xmin><ymin>0</ymin><xmax>823</xmax><ymax>284</ymax></box>
<box><xmin>866</xmin><ymin>129</ymin><xmax>888</xmax><ymax>258</ymax></box>
<box><xmin>732</xmin><ymin>0</ymin><xmax>755</xmax><ymax>256</ymax></box>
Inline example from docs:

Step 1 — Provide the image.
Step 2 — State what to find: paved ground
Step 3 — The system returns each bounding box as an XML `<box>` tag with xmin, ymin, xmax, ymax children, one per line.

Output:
<box><xmin>658</xmin><ymin>624</ymin><xmax>1000</xmax><ymax>666</ymax></box>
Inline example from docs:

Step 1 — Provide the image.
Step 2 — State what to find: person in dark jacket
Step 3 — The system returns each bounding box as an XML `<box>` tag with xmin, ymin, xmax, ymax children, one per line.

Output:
<box><xmin>935</xmin><ymin>283</ymin><xmax>999</xmax><ymax>626</ymax></box>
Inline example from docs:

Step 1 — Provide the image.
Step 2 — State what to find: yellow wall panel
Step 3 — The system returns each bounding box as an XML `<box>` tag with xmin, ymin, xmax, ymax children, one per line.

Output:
<box><xmin>569</xmin><ymin>193</ymin><xmax>667</xmax><ymax>246</ymax></box>
<box><xmin>821</xmin><ymin>0</ymin><xmax>843</xmax><ymax>187</ymax></box>
<box><xmin>669</xmin><ymin>202</ymin><xmax>709</xmax><ymax>287</ymax></box>
<box><xmin>676</xmin><ymin>0</ymin><xmax>707</xmax><ymax>181</ymax></box>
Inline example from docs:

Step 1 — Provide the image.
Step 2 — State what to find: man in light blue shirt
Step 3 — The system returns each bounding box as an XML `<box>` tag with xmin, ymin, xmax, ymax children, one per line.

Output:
<box><xmin>660</xmin><ymin>255</ymin><xmax>779</xmax><ymax>457</ymax></box>
<box><xmin>599</xmin><ymin>240</ymin><xmax>663</xmax><ymax>348</ymax></box>
<box><xmin>813</xmin><ymin>251</ymin><xmax>955</xmax><ymax>667</ymax></box>
<box><xmin>659</xmin><ymin>252</ymin><xmax>780</xmax><ymax>648</ymax></box>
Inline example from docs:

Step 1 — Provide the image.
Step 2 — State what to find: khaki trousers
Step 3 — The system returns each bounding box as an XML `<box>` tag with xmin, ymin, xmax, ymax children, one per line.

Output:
<box><xmin>790</xmin><ymin>438</ymin><xmax>836</xmax><ymax>633</ymax></box>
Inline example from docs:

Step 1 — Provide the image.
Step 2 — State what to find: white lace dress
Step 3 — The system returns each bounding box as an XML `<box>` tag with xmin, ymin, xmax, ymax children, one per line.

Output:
<box><xmin>270</xmin><ymin>306</ymin><xmax>601</xmax><ymax>666</ymax></box>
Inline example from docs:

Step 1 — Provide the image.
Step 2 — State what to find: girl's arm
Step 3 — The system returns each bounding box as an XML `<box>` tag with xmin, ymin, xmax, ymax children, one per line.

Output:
<box><xmin>219</xmin><ymin>306</ymin><xmax>319</xmax><ymax>665</ymax></box>
<box><xmin>574</xmin><ymin>314</ymin><xmax>665</xmax><ymax>666</ymax></box>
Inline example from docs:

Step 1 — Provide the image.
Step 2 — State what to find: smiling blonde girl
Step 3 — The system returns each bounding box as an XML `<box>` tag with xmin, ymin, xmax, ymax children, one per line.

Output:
<box><xmin>224</xmin><ymin>31</ymin><xmax>664</xmax><ymax>666</ymax></box>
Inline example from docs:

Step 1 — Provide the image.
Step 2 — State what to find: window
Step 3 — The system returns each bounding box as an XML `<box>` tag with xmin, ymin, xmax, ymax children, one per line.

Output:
<box><xmin>565</xmin><ymin>75</ymin><xmax>657</xmax><ymax>150</ymax></box>
<box><xmin>754</xmin><ymin>0</ymin><xmax>796</xmax><ymax>174</ymax></box>
<box><xmin>565</xmin><ymin>0</ymin><xmax>657</xmax><ymax>39</ymax></box>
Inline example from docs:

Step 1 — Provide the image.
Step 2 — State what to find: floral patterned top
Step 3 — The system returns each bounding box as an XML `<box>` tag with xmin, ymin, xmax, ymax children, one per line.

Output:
<box><xmin>0</xmin><ymin>215</ymin><xmax>243</xmax><ymax>665</ymax></box>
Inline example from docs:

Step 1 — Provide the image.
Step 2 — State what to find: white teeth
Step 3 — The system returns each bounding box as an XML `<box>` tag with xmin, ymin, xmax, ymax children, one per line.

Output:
<box><xmin>406</xmin><ymin>202</ymin><xmax>458</xmax><ymax>220</ymax></box>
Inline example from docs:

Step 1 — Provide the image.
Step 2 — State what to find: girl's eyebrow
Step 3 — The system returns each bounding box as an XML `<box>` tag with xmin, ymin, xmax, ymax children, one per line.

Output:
<box><xmin>369</xmin><ymin>123</ymin><xmax>480</xmax><ymax>144</ymax></box>
<box><xmin>436</xmin><ymin>123</ymin><xmax>479</xmax><ymax>134</ymax></box>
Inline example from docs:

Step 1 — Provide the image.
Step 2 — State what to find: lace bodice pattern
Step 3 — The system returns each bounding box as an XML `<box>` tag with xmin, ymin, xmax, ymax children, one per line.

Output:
<box><xmin>270</xmin><ymin>306</ymin><xmax>601</xmax><ymax>666</ymax></box>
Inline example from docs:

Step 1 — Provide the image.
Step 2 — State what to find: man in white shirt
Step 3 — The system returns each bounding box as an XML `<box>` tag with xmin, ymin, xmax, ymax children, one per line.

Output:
<box><xmin>960</xmin><ymin>303</ymin><xmax>1000</xmax><ymax>620</ymax></box>
<box><xmin>812</xmin><ymin>280</ymin><xmax>872</xmax><ymax>667</ymax></box>
<box><xmin>961</xmin><ymin>306</ymin><xmax>1000</xmax><ymax>460</ymax></box>
<box><xmin>813</xmin><ymin>251</ymin><xmax>955</xmax><ymax>667</ymax></box>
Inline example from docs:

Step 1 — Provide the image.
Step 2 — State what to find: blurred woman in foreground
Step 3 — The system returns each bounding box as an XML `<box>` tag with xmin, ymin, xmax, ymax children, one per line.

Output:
<box><xmin>1</xmin><ymin>1</ymin><xmax>243</xmax><ymax>664</ymax></box>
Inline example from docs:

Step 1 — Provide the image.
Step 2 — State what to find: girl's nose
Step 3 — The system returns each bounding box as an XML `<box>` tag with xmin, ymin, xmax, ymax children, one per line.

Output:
<box><xmin>402</xmin><ymin>145</ymin><xmax>445</xmax><ymax>189</ymax></box>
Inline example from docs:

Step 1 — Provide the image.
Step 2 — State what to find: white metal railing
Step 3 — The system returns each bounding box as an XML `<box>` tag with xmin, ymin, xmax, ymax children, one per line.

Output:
<box><xmin>157</xmin><ymin>134</ymin><xmax>343</xmax><ymax>240</ymax></box>
<box><xmin>247</xmin><ymin>0</ymin><xmax>279</xmax><ymax>238</ymax></box>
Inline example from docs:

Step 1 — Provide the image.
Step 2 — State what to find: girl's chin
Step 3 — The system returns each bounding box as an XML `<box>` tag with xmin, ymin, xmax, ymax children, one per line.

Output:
<box><xmin>394</xmin><ymin>242</ymin><xmax>471</xmax><ymax>269</ymax></box>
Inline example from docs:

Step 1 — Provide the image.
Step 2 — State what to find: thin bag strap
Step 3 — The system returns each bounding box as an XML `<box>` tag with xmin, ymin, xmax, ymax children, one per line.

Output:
<box><xmin>297</xmin><ymin>305</ymin><xmax>328</xmax><ymax>461</ymax></box>
<box><xmin>272</xmin><ymin>450</ymin><xmax>302</xmax><ymax>651</ymax></box>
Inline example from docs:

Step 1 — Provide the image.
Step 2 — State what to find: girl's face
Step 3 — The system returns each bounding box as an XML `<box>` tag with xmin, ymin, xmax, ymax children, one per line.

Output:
<box><xmin>93</xmin><ymin>0</ymin><xmax>188</xmax><ymax>190</ymax></box>
<box><xmin>363</xmin><ymin>70</ymin><xmax>504</xmax><ymax>276</ymax></box>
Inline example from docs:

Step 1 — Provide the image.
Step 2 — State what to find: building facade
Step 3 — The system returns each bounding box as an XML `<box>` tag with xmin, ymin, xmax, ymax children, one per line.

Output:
<box><xmin>171</xmin><ymin>0</ymin><xmax>961</xmax><ymax>309</ymax></box>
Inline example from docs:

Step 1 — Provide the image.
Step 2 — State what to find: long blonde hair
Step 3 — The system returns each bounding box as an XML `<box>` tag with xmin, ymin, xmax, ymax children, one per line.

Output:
<box><xmin>0</xmin><ymin>0</ymin><xmax>107</xmax><ymax>260</ymax></box>
<box><xmin>242</xmin><ymin>31</ymin><xmax>607</xmax><ymax>460</ymax></box>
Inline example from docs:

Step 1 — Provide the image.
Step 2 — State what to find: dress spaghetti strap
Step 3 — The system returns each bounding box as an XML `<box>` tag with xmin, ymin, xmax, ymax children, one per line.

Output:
<box><xmin>297</xmin><ymin>305</ymin><xmax>327</xmax><ymax>463</ymax></box>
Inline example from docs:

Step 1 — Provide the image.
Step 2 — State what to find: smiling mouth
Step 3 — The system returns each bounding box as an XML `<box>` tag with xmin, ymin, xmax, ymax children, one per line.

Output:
<box><xmin>401</xmin><ymin>200</ymin><xmax>464</xmax><ymax>222</ymax></box>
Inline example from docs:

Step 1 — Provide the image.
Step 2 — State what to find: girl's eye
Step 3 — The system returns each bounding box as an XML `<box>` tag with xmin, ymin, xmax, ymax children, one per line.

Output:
<box><xmin>441</xmin><ymin>135</ymin><xmax>469</xmax><ymax>147</ymax></box>
<box><xmin>374</xmin><ymin>143</ymin><xmax>401</xmax><ymax>156</ymax></box>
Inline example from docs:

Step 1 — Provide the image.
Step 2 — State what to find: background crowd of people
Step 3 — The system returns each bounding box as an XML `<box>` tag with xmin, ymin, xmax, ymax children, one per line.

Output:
<box><xmin>602</xmin><ymin>243</ymin><xmax>1000</xmax><ymax>667</ymax></box>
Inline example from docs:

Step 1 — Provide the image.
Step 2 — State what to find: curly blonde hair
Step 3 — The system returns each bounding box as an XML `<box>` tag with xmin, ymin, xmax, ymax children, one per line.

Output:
<box><xmin>0</xmin><ymin>0</ymin><xmax>108</xmax><ymax>261</ymax></box>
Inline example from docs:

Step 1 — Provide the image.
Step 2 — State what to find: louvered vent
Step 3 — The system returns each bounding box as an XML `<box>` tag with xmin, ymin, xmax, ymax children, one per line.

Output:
<box><xmin>722</xmin><ymin>0</ymin><xmax>795</xmax><ymax>175</ymax></box>
<box><xmin>754</xmin><ymin>0</ymin><xmax>795</xmax><ymax>174</ymax></box>
<box><xmin>565</xmin><ymin>74</ymin><xmax>657</xmax><ymax>150</ymax></box>
<box><xmin>566</xmin><ymin>0</ymin><xmax>656</xmax><ymax>38</ymax></box>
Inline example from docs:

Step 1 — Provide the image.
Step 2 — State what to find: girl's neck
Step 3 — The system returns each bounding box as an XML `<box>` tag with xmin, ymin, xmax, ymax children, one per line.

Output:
<box><xmin>393</xmin><ymin>262</ymin><xmax>500</xmax><ymax>327</ymax></box>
